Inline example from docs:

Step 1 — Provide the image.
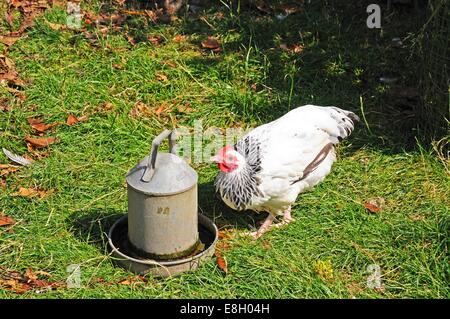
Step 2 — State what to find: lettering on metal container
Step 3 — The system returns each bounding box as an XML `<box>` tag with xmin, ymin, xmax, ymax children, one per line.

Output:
<box><xmin>157</xmin><ymin>207</ymin><xmax>170</xmax><ymax>215</ymax></box>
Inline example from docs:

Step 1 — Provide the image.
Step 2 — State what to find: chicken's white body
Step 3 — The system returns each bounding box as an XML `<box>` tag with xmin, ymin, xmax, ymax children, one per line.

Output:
<box><xmin>213</xmin><ymin>105</ymin><xmax>359</xmax><ymax>237</ymax></box>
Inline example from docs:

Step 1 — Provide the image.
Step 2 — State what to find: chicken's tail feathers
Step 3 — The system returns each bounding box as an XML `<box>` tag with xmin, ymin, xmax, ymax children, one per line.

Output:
<box><xmin>327</xmin><ymin>106</ymin><xmax>359</xmax><ymax>142</ymax></box>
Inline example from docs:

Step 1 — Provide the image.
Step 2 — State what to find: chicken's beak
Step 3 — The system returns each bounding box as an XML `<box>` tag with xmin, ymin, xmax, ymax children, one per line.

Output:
<box><xmin>210</xmin><ymin>155</ymin><xmax>221</xmax><ymax>163</ymax></box>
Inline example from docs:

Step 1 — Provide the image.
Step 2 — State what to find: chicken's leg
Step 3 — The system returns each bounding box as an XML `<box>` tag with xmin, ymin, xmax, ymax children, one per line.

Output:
<box><xmin>269</xmin><ymin>207</ymin><xmax>294</xmax><ymax>229</ymax></box>
<box><xmin>247</xmin><ymin>207</ymin><xmax>295</xmax><ymax>239</ymax></box>
<box><xmin>248</xmin><ymin>214</ymin><xmax>275</xmax><ymax>239</ymax></box>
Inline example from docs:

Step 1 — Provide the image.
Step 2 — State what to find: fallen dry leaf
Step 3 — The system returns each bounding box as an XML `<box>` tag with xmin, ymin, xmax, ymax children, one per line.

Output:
<box><xmin>154</xmin><ymin>102</ymin><xmax>169</xmax><ymax>116</ymax></box>
<box><xmin>124</xmin><ymin>32</ymin><xmax>136</xmax><ymax>46</ymax></box>
<box><xmin>12</xmin><ymin>187</ymin><xmax>55</xmax><ymax>199</ymax></box>
<box><xmin>162</xmin><ymin>60</ymin><xmax>176</xmax><ymax>68</ymax></box>
<box><xmin>0</xmin><ymin>266</ymin><xmax>62</xmax><ymax>294</ymax></box>
<box><xmin>0</xmin><ymin>164</ymin><xmax>19</xmax><ymax>177</ymax></box>
<box><xmin>7</xmin><ymin>14</ymin><xmax>35</xmax><ymax>37</ymax></box>
<box><xmin>0</xmin><ymin>35</ymin><xmax>21</xmax><ymax>46</ymax></box>
<box><xmin>35</xmin><ymin>270</ymin><xmax>52</xmax><ymax>277</ymax></box>
<box><xmin>25</xmin><ymin>136</ymin><xmax>58</xmax><ymax>148</ymax></box>
<box><xmin>24</xmin><ymin>268</ymin><xmax>37</xmax><ymax>283</ymax></box>
<box><xmin>201</xmin><ymin>37</ymin><xmax>221</xmax><ymax>52</ymax></box>
<box><xmin>280</xmin><ymin>3</ymin><xmax>303</xmax><ymax>15</ymax></box>
<box><xmin>176</xmin><ymin>102</ymin><xmax>193</xmax><ymax>113</ymax></box>
<box><xmin>0</xmin><ymin>71</ymin><xmax>25</xmax><ymax>86</ymax></box>
<box><xmin>0</xmin><ymin>54</ymin><xmax>15</xmax><ymax>71</ymax></box>
<box><xmin>253</xmin><ymin>0</ymin><xmax>273</xmax><ymax>14</ymax></box>
<box><xmin>27</xmin><ymin>117</ymin><xmax>59</xmax><ymax>133</ymax></box>
<box><xmin>364</xmin><ymin>202</ymin><xmax>381</xmax><ymax>213</ymax></box>
<box><xmin>66</xmin><ymin>114</ymin><xmax>79</xmax><ymax>125</ymax></box>
<box><xmin>156</xmin><ymin>72</ymin><xmax>168</xmax><ymax>82</ymax></box>
<box><xmin>0</xmin><ymin>278</ymin><xmax>31</xmax><ymax>294</ymax></box>
<box><xmin>147</xmin><ymin>35</ymin><xmax>162</xmax><ymax>46</ymax></box>
<box><xmin>279</xmin><ymin>43</ymin><xmax>303</xmax><ymax>54</ymax></box>
<box><xmin>129</xmin><ymin>101</ymin><xmax>152</xmax><ymax>118</ymax></box>
<box><xmin>364</xmin><ymin>197</ymin><xmax>385</xmax><ymax>213</ymax></box>
<box><xmin>0</xmin><ymin>214</ymin><xmax>16</xmax><ymax>227</ymax></box>
<box><xmin>215</xmin><ymin>252</ymin><xmax>228</xmax><ymax>274</ymax></box>
<box><xmin>5</xmin><ymin>87</ymin><xmax>26</xmax><ymax>101</ymax></box>
<box><xmin>95</xmin><ymin>102</ymin><xmax>115</xmax><ymax>113</ymax></box>
<box><xmin>173</xmin><ymin>34</ymin><xmax>185</xmax><ymax>42</ymax></box>
<box><xmin>118</xmin><ymin>279</ymin><xmax>131</xmax><ymax>285</ymax></box>
<box><xmin>118</xmin><ymin>276</ymin><xmax>145</xmax><ymax>285</ymax></box>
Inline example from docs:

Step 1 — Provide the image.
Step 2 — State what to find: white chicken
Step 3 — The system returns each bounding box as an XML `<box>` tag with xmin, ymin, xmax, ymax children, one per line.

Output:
<box><xmin>211</xmin><ymin>105</ymin><xmax>359</xmax><ymax>239</ymax></box>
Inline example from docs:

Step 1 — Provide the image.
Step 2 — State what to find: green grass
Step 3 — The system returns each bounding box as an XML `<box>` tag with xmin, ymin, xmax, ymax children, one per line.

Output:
<box><xmin>0</xmin><ymin>1</ymin><xmax>448</xmax><ymax>298</ymax></box>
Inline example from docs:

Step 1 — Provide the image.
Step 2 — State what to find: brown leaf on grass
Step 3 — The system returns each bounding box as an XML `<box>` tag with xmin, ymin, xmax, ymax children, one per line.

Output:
<box><xmin>27</xmin><ymin>117</ymin><xmax>59</xmax><ymax>133</ymax></box>
<box><xmin>0</xmin><ymin>178</ymin><xmax>6</xmax><ymax>189</ymax></box>
<box><xmin>279</xmin><ymin>43</ymin><xmax>303</xmax><ymax>54</ymax></box>
<box><xmin>0</xmin><ymin>164</ymin><xmax>19</xmax><ymax>177</ymax></box>
<box><xmin>364</xmin><ymin>202</ymin><xmax>381</xmax><ymax>213</ymax></box>
<box><xmin>172</xmin><ymin>34</ymin><xmax>185</xmax><ymax>42</ymax></box>
<box><xmin>129</xmin><ymin>101</ymin><xmax>152</xmax><ymax>118</ymax></box>
<box><xmin>35</xmin><ymin>270</ymin><xmax>52</xmax><ymax>277</ymax></box>
<box><xmin>215</xmin><ymin>253</ymin><xmax>228</xmax><ymax>274</ymax></box>
<box><xmin>0</xmin><ymin>214</ymin><xmax>16</xmax><ymax>227</ymax></box>
<box><xmin>114</xmin><ymin>0</ymin><xmax>127</xmax><ymax>7</ymax></box>
<box><xmin>0</xmin><ymin>71</ymin><xmax>26</xmax><ymax>86</ymax></box>
<box><xmin>144</xmin><ymin>9</ymin><xmax>163</xmax><ymax>23</ymax></box>
<box><xmin>66</xmin><ymin>113</ymin><xmax>90</xmax><ymax>126</ymax></box>
<box><xmin>147</xmin><ymin>35</ymin><xmax>162</xmax><ymax>46</ymax></box>
<box><xmin>0</xmin><ymin>54</ymin><xmax>15</xmax><ymax>71</ymax></box>
<box><xmin>252</xmin><ymin>0</ymin><xmax>273</xmax><ymax>14</ymax></box>
<box><xmin>24</xmin><ymin>268</ymin><xmax>37</xmax><ymax>282</ymax></box>
<box><xmin>0</xmin><ymin>278</ymin><xmax>31</xmax><ymax>294</ymax></box>
<box><xmin>201</xmin><ymin>37</ymin><xmax>221</xmax><ymax>52</ymax></box>
<box><xmin>162</xmin><ymin>60</ymin><xmax>176</xmax><ymax>68</ymax></box>
<box><xmin>217</xmin><ymin>229</ymin><xmax>234</xmax><ymax>241</ymax></box>
<box><xmin>364</xmin><ymin>197</ymin><xmax>385</xmax><ymax>214</ymax></box>
<box><xmin>280</xmin><ymin>3</ymin><xmax>303</xmax><ymax>15</ymax></box>
<box><xmin>154</xmin><ymin>102</ymin><xmax>169</xmax><ymax>116</ymax></box>
<box><xmin>176</xmin><ymin>102</ymin><xmax>193</xmax><ymax>114</ymax></box>
<box><xmin>66</xmin><ymin>114</ymin><xmax>78</xmax><ymax>125</ymax></box>
<box><xmin>5</xmin><ymin>10</ymin><xmax>14</xmax><ymax>27</ymax></box>
<box><xmin>0</xmin><ymin>35</ymin><xmax>21</xmax><ymax>46</ymax></box>
<box><xmin>118</xmin><ymin>278</ymin><xmax>131</xmax><ymax>285</ymax></box>
<box><xmin>156</xmin><ymin>72</ymin><xmax>168</xmax><ymax>82</ymax></box>
<box><xmin>5</xmin><ymin>87</ymin><xmax>26</xmax><ymax>101</ymax></box>
<box><xmin>0</xmin><ymin>98</ymin><xmax>11</xmax><ymax>112</ymax></box>
<box><xmin>0</xmin><ymin>267</ymin><xmax>62</xmax><ymax>294</ymax></box>
<box><xmin>95</xmin><ymin>102</ymin><xmax>115</xmax><ymax>114</ymax></box>
<box><xmin>8</xmin><ymin>14</ymin><xmax>35</xmax><ymax>37</ymax></box>
<box><xmin>124</xmin><ymin>32</ymin><xmax>136</xmax><ymax>46</ymax></box>
<box><xmin>118</xmin><ymin>276</ymin><xmax>145</xmax><ymax>285</ymax></box>
<box><xmin>12</xmin><ymin>187</ymin><xmax>55</xmax><ymax>199</ymax></box>
<box><xmin>25</xmin><ymin>136</ymin><xmax>58</xmax><ymax>148</ymax></box>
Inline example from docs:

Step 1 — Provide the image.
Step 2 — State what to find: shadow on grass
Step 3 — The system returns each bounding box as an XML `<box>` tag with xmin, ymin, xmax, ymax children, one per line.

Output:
<box><xmin>67</xmin><ymin>209</ymin><xmax>125</xmax><ymax>252</ymax></box>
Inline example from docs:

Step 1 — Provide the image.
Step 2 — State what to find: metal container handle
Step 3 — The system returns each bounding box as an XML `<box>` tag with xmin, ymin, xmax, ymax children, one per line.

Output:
<box><xmin>141</xmin><ymin>130</ymin><xmax>177</xmax><ymax>182</ymax></box>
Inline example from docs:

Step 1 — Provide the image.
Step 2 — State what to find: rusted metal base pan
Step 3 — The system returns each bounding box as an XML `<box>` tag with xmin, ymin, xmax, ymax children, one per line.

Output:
<box><xmin>107</xmin><ymin>214</ymin><xmax>218</xmax><ymax>277</ymax></box>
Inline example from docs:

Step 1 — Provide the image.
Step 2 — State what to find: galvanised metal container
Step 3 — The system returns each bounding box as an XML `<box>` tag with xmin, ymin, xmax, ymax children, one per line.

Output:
<box><xmin>126</xmin><ymin>130</ymin><xmax>199</xmax><ymax>260</ymax></box>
